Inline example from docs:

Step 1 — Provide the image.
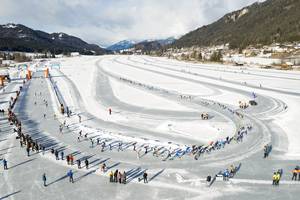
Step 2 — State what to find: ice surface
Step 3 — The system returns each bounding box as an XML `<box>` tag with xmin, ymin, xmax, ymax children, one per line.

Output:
<box><xmin>1</xmin><ymin>55</ymin><xmax>300</xmax><ymax>200</ymax></box>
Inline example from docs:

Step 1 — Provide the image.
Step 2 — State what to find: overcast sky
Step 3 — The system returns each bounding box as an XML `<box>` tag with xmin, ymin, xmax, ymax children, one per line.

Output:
<box><xmin>0</xmin><ymin>0</ymin><xmax>262</xmax><ymax>46</ymax></box>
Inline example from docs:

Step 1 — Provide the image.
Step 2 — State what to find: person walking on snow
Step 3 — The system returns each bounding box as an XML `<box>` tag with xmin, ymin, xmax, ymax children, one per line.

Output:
<box><xmin>101</xmin><ymin>163</ymin><xmax>107</xmax><ymax>172</ymax></box>
<box><xmin>55</xmin><ymin>150</ymin><xmax>59</xmax><ymax>160</ymax></box>
<box><xmin>133</xmin><ymin>143</ymin><xmax>136</xmax><ymax>151</ymax></box>
<box><xmin>66</xmin><ymin>155</ymin><xmax>70</xmax><ymax>165</ymax></box>
<box><xmin>143</xmin><ymin>171</ymin><xmax>148</xmax><ymax>183</ymax></box>
<box><xmin>118</xmin><ymin>142</ymin><xmax>122</xmax><ymax>151</ymax></box>
<box><xmin>292</xmin><ymin>168</ymin><xmax>298</xmax><ymax>181</ymax></box>
<box><xmin>109</xmin><ymin>171</ymin><xmax>114</xmax><ymax>182</ymax></box>
<box><xmin>78</xmin><ymin>115</ymin><xmax>81</xmax><ymax>123</ymax></box>
<box><xmin>275</xmin><ymin>172</ymin><xmax>281</xmax><ymax>185</ymax></box>
<box><xmin>90</xmin><ymin>139</ymin><xmax>94</xmax><ymax>148</ymax></box>
<box><xmin>3</xmin><ymin>159</ymin><xmax>8</xmax><ymax>170</ymax></box>
<box><xmin>109</xmin><ymin>108</ymin><xmax>112</xmax><ymax>115</ymax></box>
<box><xmin>101</xmin><ymin>142</ymin><xmax>105</xmax><ymax>152</ymax></box>
<box><xmin>68</xmin><ymin>170</ymin><xmax>74</xmax><ymax>183</ymax></box>
<box><xmin>77</xmin><ymin>160</ymin><xmax>81</xmax><ymax>169</ymax></box>
<box><xmin>42</xmin><ymin>173</ymin><xmax>47</xmax><ymax>186</ymax></box>
<box><xmin>206</xmin><ymin>175</ymin><xmax>212</xmax><ymax>186</ymax></box>
<box><xmin>42</xmin><ymin>146</ymin><xmax>45</xmax><ymax>155</ymax></box>
<box><xmin>85</xmin><ymin>159</ymin><xmax>89</xmax><ymax>169</ymax></box>
<box><xmin>60</xmin><ymin>151</ymin><xmax>64</xmax><ymax>160</ymax></box>
<box><xmin>70</xmin><ymin>155</ymin><xmax>74</xmax><ymax>165</ymax></box>
<box><xmin>272</xmin><ymin>173</ymin><xmax>277</xmax><ymax>185</ymax></box>
<box><xmin>123</xmin><ymin>171</ymin><xmax>127</xmax><ymax>184</ymax></box>
<box><xmin>114</xmin><ymin>170</ymin><xmax>118</xmax><ymax>182</ymax></box>
<box><xmin>26</xmin><ymin>147</ymin><xmax>30</xmax><ymax>157</ymax></box>
<box><xmin>118</xmin><ymin>171</ymin><xmax>122</xmax><ymax>183</ymax></box>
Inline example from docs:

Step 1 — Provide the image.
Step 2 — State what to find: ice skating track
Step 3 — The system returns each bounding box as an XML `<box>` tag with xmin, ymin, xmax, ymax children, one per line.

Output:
<box><xmin>1</xmin><ymin>55</ymin><xmax>300</xmax><ymax>200</ymax></box>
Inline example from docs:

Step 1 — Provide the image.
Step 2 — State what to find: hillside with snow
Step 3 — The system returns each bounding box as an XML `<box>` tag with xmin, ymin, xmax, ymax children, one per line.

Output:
<box><xmin>0</xmin><ymin>23</ymin><xmax>108</xmax><ymax>55</ymax></box>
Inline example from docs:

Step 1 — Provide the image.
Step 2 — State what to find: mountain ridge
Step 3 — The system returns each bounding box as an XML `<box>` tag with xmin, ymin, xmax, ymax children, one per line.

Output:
<box><xmin>106</xmin><ymin>40</ymin><xmax>136</xmax><ymax>51</ymax></box>
<box><xmin>107</xmin><ymin>37</ymin><xmax>176</xmax><ymax>52</ymax></box>
<box><xmin>173</xmin><ymin>0</ymin><xmax>300</xmax><ymax>49</ymax></box>
<box><xmin>0</xmin><ymin>23</ymin><xmax>108</xmax><ymax>55</ymax></box>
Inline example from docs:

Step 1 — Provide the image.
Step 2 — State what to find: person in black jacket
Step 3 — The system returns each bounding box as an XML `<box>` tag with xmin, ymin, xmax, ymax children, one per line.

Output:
<box><xmin>85</xmin><ymin>159</ymin><xmax>89</xmax><ymax>169</ymax></box>
<box><xmin>42</xmin><ymin>173</ymin><xmax>47</xmax><ymax>186</ymax></box>
<box><xmin>143</xmin><ymin>172</ymin><xmax>148</xmax><ymax>183</ymax></box>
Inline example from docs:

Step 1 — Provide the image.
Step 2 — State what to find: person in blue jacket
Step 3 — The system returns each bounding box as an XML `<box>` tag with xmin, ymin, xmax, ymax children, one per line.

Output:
<box><xmin>67</xmin><ymin>170</ymin><xmax>74</xmax><ymax>183</ymax></box>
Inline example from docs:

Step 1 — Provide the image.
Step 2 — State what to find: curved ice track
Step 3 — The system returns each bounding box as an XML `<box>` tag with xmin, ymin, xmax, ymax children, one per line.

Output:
<box><xmin>51</xmin><ymin>56</ymin><xmax>280</xmax><ymax>165</ymax></box>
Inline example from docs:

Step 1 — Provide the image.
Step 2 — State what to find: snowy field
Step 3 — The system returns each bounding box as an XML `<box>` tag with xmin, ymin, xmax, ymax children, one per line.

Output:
<box><xmin>1</xmin><ymin>55</ymin><xmax>300</xmax><ymax>200</ymax></box>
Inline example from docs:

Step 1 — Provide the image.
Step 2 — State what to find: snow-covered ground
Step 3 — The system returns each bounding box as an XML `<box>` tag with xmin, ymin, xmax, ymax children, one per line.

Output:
<box><xmin>223</xmin><ymin>55</ymin><xmax>282</xmax><ymax>66</ymax></box>
<box><xmin>1</xmin><ymin>55</ymin><xmax>300</xmax><ymax>200</ymax></box>
<box><xmin>109</xmin><ymin>77</ymin><xmax>193</xmax><ymax>111</ymax></box>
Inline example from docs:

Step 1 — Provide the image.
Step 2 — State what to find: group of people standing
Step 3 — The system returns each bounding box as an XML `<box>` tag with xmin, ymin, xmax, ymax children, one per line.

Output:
<box><xmin>2</xmin><ymin>84</ymin><xmax>25</xmax><ymax>170</ymax></box>
<box><xmin>12</xmin><ymin>113</ymin><xmax>46</xmax><ymax>157</ymax></box>
<box><xmin>49</xmin><ymin>148</ymin><xmax>92</xmax><ymax>170</ymax></box>
<box><xmin>108</xmin><ymin>169</ymin><xmax>148</xmax><ymax>184</ymax></box>
<box><xmin>109</xmin><ymin>170</ymin><xmax>127</xmax><ymax>184</ymax></box>
<box><xmin>8</xmin><ymin>93</ymin><xmax>44</xmax><ymax>157</ymax></box>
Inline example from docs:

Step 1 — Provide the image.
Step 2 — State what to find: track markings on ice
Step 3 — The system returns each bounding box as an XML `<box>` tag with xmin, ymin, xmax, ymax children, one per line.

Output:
<box><xmin>176</xmin><ymin>174</ymin><xmax>300</xmax><ymax>185</ymax></box>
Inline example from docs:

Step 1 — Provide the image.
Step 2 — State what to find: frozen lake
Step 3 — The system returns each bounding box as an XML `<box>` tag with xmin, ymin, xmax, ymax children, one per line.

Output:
<box><xmin>1</xmin><ymin>55</ymin><xmax>300</xmax><ymax>200</ymax></box>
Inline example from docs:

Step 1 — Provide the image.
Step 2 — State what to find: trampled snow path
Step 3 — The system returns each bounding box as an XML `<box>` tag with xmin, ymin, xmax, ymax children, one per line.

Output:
<box><xmin>1</xmin><ymin>55</ymin><xmax>300</xmax><ymax>200</ymax></box>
